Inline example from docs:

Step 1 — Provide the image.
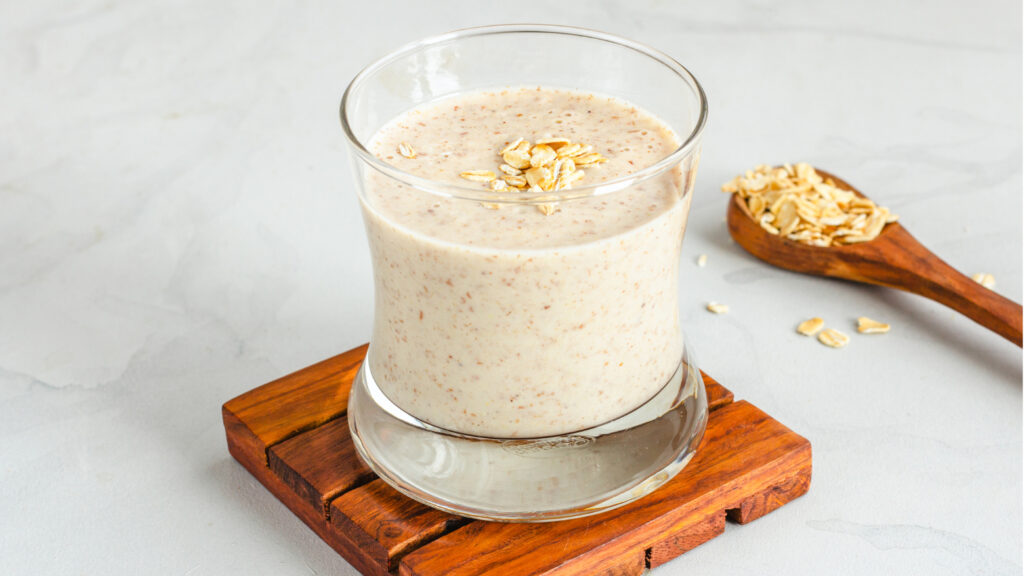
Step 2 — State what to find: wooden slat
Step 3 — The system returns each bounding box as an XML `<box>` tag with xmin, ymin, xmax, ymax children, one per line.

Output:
<box><xmin>268</xmin><ymin>416</ymin><xmax>375</xmax><ymax>515</ymax></box>
<box><xmin>398</xmin><ymin>400</ymin><xmax>811</xmax><ymax>576</ymax></box>
<box><xmin>598</xmin><ymin>550</ymin><xmax>647</xmax><ymax>576</ymax></box>
<box><xmin>727</xmin><ymin>463</ymin><xmax>812</xmax><ymax>524</ymax></box>
<box><xmin>222</xmin><ymin>344</ymin><xmax>365</xmax><ymax>464</ymax></box>
<box><xmin>330</xmin><ymin>480</ymin><xmax>470</xmax><ymax>572</ymax></box>
<box><xmin>648</xmin><ymin>511</ymin><xmax>725</xmax><ymax>568</ymax></box>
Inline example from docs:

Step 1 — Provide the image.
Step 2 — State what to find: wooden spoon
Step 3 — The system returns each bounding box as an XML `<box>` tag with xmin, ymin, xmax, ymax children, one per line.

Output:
<box><xmin>726</xmin><ymin>168</ymin><xmax>1023</xmax><ymax>346</ymax></box>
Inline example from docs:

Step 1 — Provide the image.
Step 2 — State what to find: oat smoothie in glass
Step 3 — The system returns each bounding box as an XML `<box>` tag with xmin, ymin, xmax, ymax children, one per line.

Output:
<box><xmin>360</xmin><ymin>87</ymin><xmax>692</xmax><ymax>438</ymax></box>
<box><xmin>343</xmin><ymin>26</ymin><xmax>707</xmax><ymax>520</ymax></box>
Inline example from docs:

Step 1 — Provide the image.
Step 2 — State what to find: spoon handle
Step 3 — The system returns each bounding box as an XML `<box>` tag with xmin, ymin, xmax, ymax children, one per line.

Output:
<box><xmin>848</xmin><ymin>226</ymin><xmax>1022</xmax><ymax>346</ymax></box>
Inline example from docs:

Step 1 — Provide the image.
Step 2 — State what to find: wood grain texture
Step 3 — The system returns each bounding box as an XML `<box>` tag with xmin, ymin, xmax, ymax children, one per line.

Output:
<box><xmin>648</xmin><ymin>511</ymin><xmax>725</xmax><ymax>568</ymax></box>
<box><xmin>223</xmin><ymin>345</ymin><xmax>811</xmax><ymax>576</ymax></box>
<box><xmin>268</xmin><ymin>416</ymin><xmax>376</xmax><ymax>515</ymax></box>
<box><xmin>222</xmin><ymin>344</ymin><xmax>366</xmax><ymax>465</ymax></box>
<box><xmin>727</xmin><ymin>464</ymin><xmax>812</xmax><ymax>525</ymax></box>
<box><xmin>726</xmin><ymin>169</ymin><xmax>1022</xmax><ymax>346</ymax></box>
<box><xmin>595</xmin><ymin>550</ymin><xmax>647</xmax><ymax>576</ymax></box>
<box><xmin>398</xmin><ymin>400</ymin><xmax>811</xmax><ymax>576</ymax></box>
<box><xmin>330</xmin><ymin>480</ymin><xmax>470</xmax><ymax>571</ymax></box>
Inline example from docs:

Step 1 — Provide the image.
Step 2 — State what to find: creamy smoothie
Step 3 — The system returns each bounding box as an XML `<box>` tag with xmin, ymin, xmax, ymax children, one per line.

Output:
<box><xmin>361</xmin><ymin>88</ymin><xmax>692</xmax><ymax>438</ymax></box>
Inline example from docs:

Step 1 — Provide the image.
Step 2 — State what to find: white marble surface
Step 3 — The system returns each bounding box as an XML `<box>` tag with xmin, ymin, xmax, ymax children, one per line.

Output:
<box><xmin>1</xmin><ymin>1</ymin><xmax>1021</xmax><ymax>574</ymax></box>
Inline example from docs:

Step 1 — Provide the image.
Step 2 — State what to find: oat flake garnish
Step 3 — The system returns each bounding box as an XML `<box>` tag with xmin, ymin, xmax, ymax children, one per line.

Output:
<box><xmin>574</xmin><ymin>153</ymin><xmax>607</xmax><ymax>167</ymax></box>
<box><xmin>536</xmin><ymin>203</ymin><xmax>558</xmax><ymax>216</ymax></box>
<box><xmin>460</xmin><ymin>170</ymin><xmax>496</xmax><ymax>183</ymax></box>
<box><xmin>706</xmin><ymin>302</ymin><xmax>729</xmax><ymax>314</ymax></box>
<box><xmin>556</xmin><ymin>143</ymin><xmax>582</xmax><ymax>158</ymax></box>
<box><xmin>796</xmin><ymin>317</ymin><xmax>825</xmax><ymax>336</ymax></box>
<box><xmin>500</xmin><ymin>137</ymin><xmax>524</xmax><ymax>156</ymax></box>
<box><xmin>504</xmin><ymin>175</ymin><xmax>527</xmax><ymax>188</ymax></box>
<box><xmin>397</xmin><ymin>142</ymin><xmax>417</xmax><ymax>159</ymax></box>
<box><xmin>558</xmin><ymin>169</ymin><xmax>585</xmax><ymax>189</ymax></box>
<box><xmin>696</xmin><ymin>254</ymin><xmax>708</xmax><ymax>267</ymax></box>
<box><xmin>817</xmin><ymin>328</ymin><xmax>850</xmax><ymax>348</ymax></box>
<box><xmin>463</xmin><ymin>137</ymin><xmax>608</xmax><ymax>215</ymax></box>
<box><xmin>857</xmin><ymin>316</ymin><xmax>890</xmax><ymax>334</ymax></box>
<box><xmin>722</xmin><ymin>163</ymin><xmax>898</xmax><ymax>247</ymax></box>
<box><xmin>535</xmin><ymin>137</ymin><xmax>570</xmax><ymax>147</ymax></box>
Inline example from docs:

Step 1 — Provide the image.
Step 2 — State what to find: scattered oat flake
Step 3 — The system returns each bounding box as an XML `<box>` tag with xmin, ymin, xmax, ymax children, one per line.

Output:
<box><xmin>397</xmin><ymin>142</ymin><xmax>417</xmax><ymax>159</ymax></box>
<box><xmin>857</xmin><ymin>316</ymin><xmax>890</xmax><ymax>334</ymax></box>
<box><xmin>971</xmin><ymin>273</ymin><xmax>995</xmax><ymax>289</ymax></box>
<box><xmin>706</xmin><ymin>302</ymin><xmax>729</xmax><ymax>314</ymax></box>
<box><xmin>697</xmin><ymin>254</ymin><xmax>708</xmax><ymax>267</ymax></box>
<box><xmin>817</xmin><ymin>328</ymin><xmax>849</xmax><ymax>348</ymax></box>
<box><xmin>796</xmin><ymin>317</ymin><xmax>825</xmax><ymax>336</ymax></box>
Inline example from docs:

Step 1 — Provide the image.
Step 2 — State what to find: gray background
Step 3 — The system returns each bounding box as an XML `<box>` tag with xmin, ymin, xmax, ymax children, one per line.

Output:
<box><xmin>1</xmin><ymin>1</ymin><xmax>1020</xmax><ymax>574</ymax></box>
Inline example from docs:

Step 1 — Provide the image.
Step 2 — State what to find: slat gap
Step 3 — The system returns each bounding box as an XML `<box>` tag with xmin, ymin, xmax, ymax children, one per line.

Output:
<box><xmin>388</xmin><ymin>516</ymin><xmax>474</xmax><ymax>572</ymax></box>
<box><xmin>321</xmin><ymin>473</ymin><xmax>378</xmax><ymax>523</ymax></box>
<box><xmin>261</xmin><ymin>409</ymin><xmax>349</xmax><ymax>468</ymax></box>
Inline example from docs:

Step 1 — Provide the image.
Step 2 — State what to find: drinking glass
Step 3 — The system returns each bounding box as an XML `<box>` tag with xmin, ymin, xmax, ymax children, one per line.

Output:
<box><xmin>341</xmin><ymin>24</ymin><xmax>708</xmax><ymax>521</ymax></box>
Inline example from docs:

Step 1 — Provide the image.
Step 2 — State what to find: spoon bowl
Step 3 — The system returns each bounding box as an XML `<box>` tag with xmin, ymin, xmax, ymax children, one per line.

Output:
<box><xmin>726</xmin><ymin>168</ymin><xmax>1022</xmax><ymax>346</ymax></box>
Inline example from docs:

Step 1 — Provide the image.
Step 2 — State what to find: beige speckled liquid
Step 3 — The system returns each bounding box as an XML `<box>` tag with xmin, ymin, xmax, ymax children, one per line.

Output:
<box><xmin>361</xmin><ymin>88</ymin><xmax>692</xmax><ymax>438</ymax></box>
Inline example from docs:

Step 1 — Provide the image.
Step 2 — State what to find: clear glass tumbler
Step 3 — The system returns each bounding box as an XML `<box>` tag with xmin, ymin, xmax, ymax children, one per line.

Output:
<box><xmin>341</xmin><ymin>25</ymin><xmax>708</xmax><ymax>521</ymax></box>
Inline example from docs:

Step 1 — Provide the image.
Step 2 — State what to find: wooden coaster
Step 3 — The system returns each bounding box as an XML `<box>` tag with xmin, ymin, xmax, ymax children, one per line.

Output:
<box><xmin>222</xmin><ymin>345</ymin><xmax>812</xmax><ymax>575</ymax></box>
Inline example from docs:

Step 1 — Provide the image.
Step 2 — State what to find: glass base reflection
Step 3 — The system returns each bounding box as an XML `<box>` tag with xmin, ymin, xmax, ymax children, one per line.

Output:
<box><xmin>348</xmin><ymin>337</ymin><xmax>708</xmax><ymax>522</ymax></box>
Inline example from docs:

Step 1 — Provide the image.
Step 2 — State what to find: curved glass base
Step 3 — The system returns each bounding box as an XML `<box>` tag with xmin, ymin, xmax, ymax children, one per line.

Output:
<box><xmin>348</xmin><ymin>340</ymin><xmax>708</xmax><ymax>522</ymax></box>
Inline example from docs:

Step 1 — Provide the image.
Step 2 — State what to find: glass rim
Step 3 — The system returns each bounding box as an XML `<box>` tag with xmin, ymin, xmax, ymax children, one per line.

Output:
<box><xmin>339</xmin><ymin>24</ymin><xmax>709</xmax><ymax>203</ymax></box>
